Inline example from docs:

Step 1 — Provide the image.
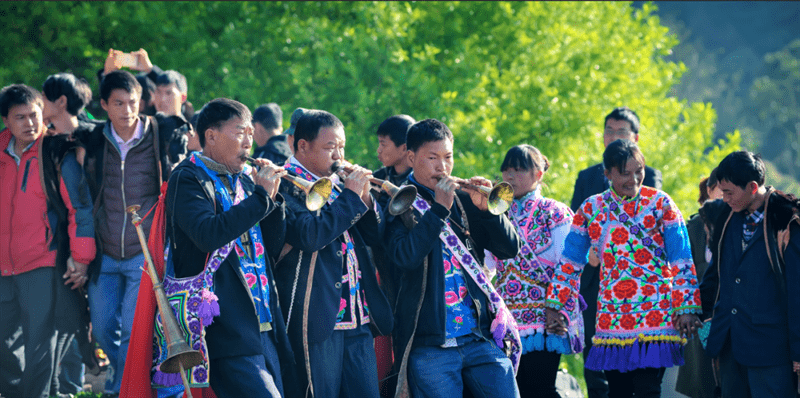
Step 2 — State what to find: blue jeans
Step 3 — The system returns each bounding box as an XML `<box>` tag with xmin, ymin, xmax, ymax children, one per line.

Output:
<box><xmin>718</xmin><ymin>337</ymin><xmax>795</xmax><ymax>398</ymax></box>
<box><xmin>209</xmin><ymin>331</ymin><xmax>283</xmax><ymax>398</ymax></box>
<box><xmin>408</xmin><ymin>339</ymin><xmax>520</xmax><ymax>398</ymax></box>
<box><xmin>87</xmin><ymin>253</ymin><xmax>143</xmax><ymax>393</ymax></box>
<box><xmin>57</xmin><ymin>337</ymin><xmax>84</xmax><ymax>395</ymax></box>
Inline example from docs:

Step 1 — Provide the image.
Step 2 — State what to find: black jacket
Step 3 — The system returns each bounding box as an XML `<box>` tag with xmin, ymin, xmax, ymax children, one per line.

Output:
<box><xmin>273</xmin><ymin>174</ymin><xmax>393</xmax><ymax>343</ymax></box>
<box><xmin>384</xmin><ymin>178</ymin><xmax>520</xmax><ymax>355</ymax></box>
<box><xmin>699</xmin><ymin>191</ymin><xmax>800</xmax><ymax>366</ymax></box>
<box><xmin>253</xmin><ymin>135</ymin><xmax>292</xmax><ymax>166</ymax></box>
<box><xmin>164</xmin><ymin>157</ymin><xmax>294</xmax><ymax>369</ymax></box>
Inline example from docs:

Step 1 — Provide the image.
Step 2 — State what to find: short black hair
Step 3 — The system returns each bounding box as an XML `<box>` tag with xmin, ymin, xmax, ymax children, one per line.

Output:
<box><xmin>500</xmin><ymin>144</ymin><xmax>550</xmax><ymax>174</ymax></box>
<box><xmin>137</xmin><ymin>75</ymin><xmax>156</xmax><ymax>105</ymax></box>
<box><xmin>100</xmin><ymin>70</ymin><xmax>142</xmax><ymax>102</ymax></box>
<box><xmin>196</xmin><ymin>98</ymin><xmax>251</xmax><ymax>148</ymax></box>
<box><xmin>715</xmin><ymin>151</ymin><xmax>766</xmax><ymax>189</ymax></box>
<box><xmin>603</xmin><ymin>139</ymin><xmax>645</xmax><ymax>174</ymax></box>
<box><xmin>293</xmin><ymin>110</ymin><xmax>343</xmax><ymax>151</ymax></box>
<box><xmin>604</xmin><ymin>106</ymin><xmax>640</xmax><ymax>134</ymax></box>
<box><xmin>406</xmin><ymin>119</ymin><xmax>454</xmax><ymax>153</ymax></box>
<box><xmin>156</xmin><ymin>70</ymin><xmax>188</xmax><ymax>94</ymax></box>
<box><xmin>376</xmin><ymin>114</ymin><xmax>416</xmax><ymax>147</ymax></box>
<box><xmin>253</xmin><ymin>103</ymin><xmax>283</xmax><ymax>131</ymax></box>
<box><xmin>0</xmin><ymin>84</ymin><xmax>43</xmax><ymax>118</ymax></box>
<box><xmin>42</xmin><ymin>73</ymin><xmax>92</xmax><ymax>116</ymax></box>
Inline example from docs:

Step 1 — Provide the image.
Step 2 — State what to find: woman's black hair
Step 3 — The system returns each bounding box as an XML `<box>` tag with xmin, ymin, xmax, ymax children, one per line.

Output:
<box><xmin>602</xmin><ymin>139</ymin><xmax>645</xmax><ymax>174</ymax></box>
<box><xmin>500</xmin><ymin>144</ymin><xmax>550</xmax><ymax>174</ymax></box>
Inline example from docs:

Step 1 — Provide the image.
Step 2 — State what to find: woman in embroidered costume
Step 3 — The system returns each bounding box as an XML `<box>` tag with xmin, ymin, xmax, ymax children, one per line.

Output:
<box><xmin>488</xmin><ymin>145</ymin><xmax>585</xmax><ymax>397</ymax></box>
<box><xmin>545</xmin><ymin>139</ymin><xmax>702</xmax><ymax>398</ymax></box>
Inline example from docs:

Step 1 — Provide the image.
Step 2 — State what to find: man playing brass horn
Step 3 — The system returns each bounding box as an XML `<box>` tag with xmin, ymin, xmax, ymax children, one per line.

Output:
<box><xmin>384</xmin><ymin>119</ymin><xmax>522</xmax><ymax>398</ymax></box>
<box><xmin>274</xmin><ymin>109</ymin><xmax>393</xmax><ymax>398</ymax></box>
<box><xmin>163</xmin><ymin>98</ymin><xmax>292</xmax><ymax>397</ymax></box>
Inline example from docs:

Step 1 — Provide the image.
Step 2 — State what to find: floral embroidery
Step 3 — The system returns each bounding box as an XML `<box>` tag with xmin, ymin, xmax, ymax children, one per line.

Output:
<box><xmin>285</xmin><ymin>160</ymin><xmax>370</xmax><ymax>330</ymax></box>
<box><xmin>545</xmin><ymin>187</ymin><xmax>701</xmax><ymax>372</ymax></box>
<box><xmin>491</xmin><ymin>190</ymin><xmax>584</xmax><ymax>355</ymax></box>
<box><xmin>412</xmin><ymin>196</ymin><xmax>522</xmax><ymax>371</ymax></box>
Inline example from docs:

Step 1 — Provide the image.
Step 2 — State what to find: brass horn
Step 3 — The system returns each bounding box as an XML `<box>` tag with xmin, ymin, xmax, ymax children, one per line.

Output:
<box><xmin>245</xmin><ymin>156</ymin><xmax>332</xmax><ymax>211</ymax></box>
<box><xmin>128</xmin><ymin>205</ymin><xmax>203</xmax><ymax>397</ymax></box>
<box><xmin>333</xmin><ymin>161</ymin><xmax>417</xmax><ymax>215</ymax></box>
<box><xmin>441</xmin><ymin>176</ymin><xmax>514</xmax><ymax>215</ymax></box>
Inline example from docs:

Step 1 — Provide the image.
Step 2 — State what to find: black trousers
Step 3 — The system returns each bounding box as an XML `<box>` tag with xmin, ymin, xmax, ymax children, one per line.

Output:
<box><xmin>516</xmin><ymin>350</ymin><xmax>562</xmax><ymax>398</ymax></box>
<box><xmin>0</xmin><ymin>267</ymin><xmax>57</xmax><ymax>398</ymax></box>
<box><xmin>604</xmin><ymin>367</ymin><xmax>665</xmax><ymax>398</ymax></box>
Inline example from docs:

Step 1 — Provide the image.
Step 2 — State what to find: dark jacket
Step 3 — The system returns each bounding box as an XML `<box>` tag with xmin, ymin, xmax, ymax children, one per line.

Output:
<box><xmin>699</xmin><ymin>190</ymin><xmax>800</xmax><ymax>366</ymax></box>
<box><xmin>253</xmin><ymin>135</ymin><xmax>292</xmax><ymax>166</ymax></box>
<box><xmin>569</xmin><ymin>162</ymin><xmax>662</xmax><ymax>337</ymax></box>
<box><xmin>39</xmin><ymin>131</ymin><xmax>97</xmax><ymax>326</ymax></box>
<box><xmin>384</xmin><ymin>178</ymin><xmax>520</xmax><ymax>354</ymax></box>
<box><xmin>78</xmin><ymin>115</ymin><xmax>187</xmax><ymax>276</ymax></box>
<box><xmin>273</xmin><ymin>175</ymin><xmax>393</xmax><ymax>343</ymax></box>
<box><xmin>164</xmin><ymin>157</ymin><xmax>294</xmax><ymax>370</ymax></box>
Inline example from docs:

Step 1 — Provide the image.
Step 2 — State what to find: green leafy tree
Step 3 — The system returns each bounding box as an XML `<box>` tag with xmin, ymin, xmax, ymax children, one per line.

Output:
<box><xmin>0</xmin><ymin>1</ymin><xmax>739</xmax><ymax>215</ymax></box>
<box><xmin>748</xmin><ymin>39</ymin><xmax>800</xmax><ymax>184</ymax></box>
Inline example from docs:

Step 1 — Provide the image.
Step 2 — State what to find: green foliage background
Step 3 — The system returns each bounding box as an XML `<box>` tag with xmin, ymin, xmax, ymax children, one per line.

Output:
<box><xmin>0</xmin><ymin>1</ymin><xmax>740</xmax><ymax>217</ymax></box>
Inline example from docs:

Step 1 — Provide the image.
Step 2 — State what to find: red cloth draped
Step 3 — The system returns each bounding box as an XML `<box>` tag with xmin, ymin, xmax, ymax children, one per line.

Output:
<box><xmin>120</xmin><ymin>183</ymin><xmax>216</xmax><ymax>398</ymax></box>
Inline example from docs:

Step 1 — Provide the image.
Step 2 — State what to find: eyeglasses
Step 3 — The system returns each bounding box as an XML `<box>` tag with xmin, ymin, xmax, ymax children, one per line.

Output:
<box><xmin>604</xmin><ymin>128</ymin><xmax>633</xmax><ymax>136</ymax></box>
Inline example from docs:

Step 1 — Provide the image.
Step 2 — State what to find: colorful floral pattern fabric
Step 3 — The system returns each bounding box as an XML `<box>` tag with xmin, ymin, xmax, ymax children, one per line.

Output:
<box><xmin>492</xmin><ymin>189</ymin><xmax>584</xmax><ymax>355</ymax></box>
<box><xmin>412</xmin><ymin>196</ymin><xmax>522</xmax><ymax>372</ymax></box>
<box><xmin>546</xmin><ymin>187</ymin><xmax>701</xmax><ymax>372</ymax></box>
<box><xmin>443</xmin><ymin>239</ymin><xmax>478</xmax><ymax>339</ymax></box>
<box><xmin>197</xmin><ymin>154</ymin><xmax>271</xmax><ymax>325</ymax></box>
<box><xmin>285</xmin><ymin>158</ymin><xmax>370</xmax><ymax>330</ymax></box>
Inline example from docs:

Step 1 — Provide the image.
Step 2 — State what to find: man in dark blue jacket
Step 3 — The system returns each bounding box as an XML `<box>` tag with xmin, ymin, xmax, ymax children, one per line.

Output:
<box><xmin>384</xmin><ymin>119</ymin><xmax>521</xmax><ymax>398</ymax></box>
<box><xmin>700</xmin><ymin>151</ymin><xmax>800</xmax><ymax>398</ymax></box>
<box><xmin>274</xmin><ymin>109</ymin><xmax>393</xmax><ymax>398</ymax></box>
<box><xmin>165</xmin><ymin>98</ymin><xmax>291</xmax><ymax>397</ymax></box>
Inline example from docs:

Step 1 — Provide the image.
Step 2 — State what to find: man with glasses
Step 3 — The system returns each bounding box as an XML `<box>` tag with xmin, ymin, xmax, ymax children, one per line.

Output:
<box><xmin>569</xmin><ymin>106</ymin><xmax>662</xmax><ymax>398</ymax></box>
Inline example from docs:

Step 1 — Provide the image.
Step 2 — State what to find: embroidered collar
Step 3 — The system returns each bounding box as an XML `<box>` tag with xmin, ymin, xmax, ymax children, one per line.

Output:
<box><xmin>196</xmin><ymin>153</ymin><xmax>236</xmax><ymax>176</ymax></box>
<box><xmin>513</xmin><ymin>187</ymin><xmax>541</xmax><ymax>209</ymax></box>
<box><xmin>608</xmin><ymin>186</ymin><xmax>641</xmax><ymax>204</ymax></box>
<box><xmin>286</xmin><ymin>155</ymin><xmax>341</xmax><ymax>185</ymax></box>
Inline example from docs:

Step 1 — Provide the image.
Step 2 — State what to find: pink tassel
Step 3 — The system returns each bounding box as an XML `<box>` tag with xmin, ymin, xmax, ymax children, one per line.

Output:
<box><xmin>198</xmin><ymin>289</ymin><xmax>220</xmax><ymax>327</ymax></box>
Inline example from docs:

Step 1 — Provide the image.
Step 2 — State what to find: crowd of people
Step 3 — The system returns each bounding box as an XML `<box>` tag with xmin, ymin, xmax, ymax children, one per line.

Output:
<box><xmin>0</xmin><ymin>48</ymin><xmax>798</xmax><ymax>398</ymax></box>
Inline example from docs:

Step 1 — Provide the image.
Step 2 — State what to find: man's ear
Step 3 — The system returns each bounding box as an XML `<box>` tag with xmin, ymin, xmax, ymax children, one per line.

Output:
<box><xmin>749</xmin><ymin>181</ymin><xmax>758</xmax><ymax>195</ymax></box>
<box><xmin>603</xmin><ymin>167</ymin><xmax>611</xmax><ymax>180</ymax></box>
<box><xmin>296</xmin><ymin>138</ymin><xmax>308</xmax><ymax>154</ymax></box>
<box><xmin>100</xmin><ymin>99</ymin><xmax>109</xmax><ymax>112</ymax></box>
<box><xmin>633</xmin><ymin>134</ymin><xmax>639</xmax><ymax>143</ymax></box>
<box><xmin>407</xmin><ymin>149</ymin><xmax>415</xmax><ymax>165</ymax></box>
<box><xmin>181</xmin><ymin>93</ymin><xmax>187</xmax><ymax>104</ymax></box>
<box><xmin>205</xmin><ymin>128</ymin><xmax>216</xmax><ymax>147</ymax></box>
<box><xmin>57</xmin><ymin>95</ymin><xmax>68</xmax><ymax>110</ymax></box>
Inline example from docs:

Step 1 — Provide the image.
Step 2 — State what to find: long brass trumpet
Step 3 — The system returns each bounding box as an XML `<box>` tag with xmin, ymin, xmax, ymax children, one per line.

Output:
<box><xmin>127</xmin><ymin>205</ymin><xmax>203</xmax><ymax>397</ymax></box>
<box><xmin>332</xmin><ymin>161</ymin><xmax>417</xmax><ymax>216</ymax></box>
<box><xmin>436</xmin><ymin>176</ymin><xmax>513</xmax><ymax>215</ymax></box>
<box><xmin>244</xmin><ymin>156</ymin><xmax>332</xmax><ymax>211</ymax></box>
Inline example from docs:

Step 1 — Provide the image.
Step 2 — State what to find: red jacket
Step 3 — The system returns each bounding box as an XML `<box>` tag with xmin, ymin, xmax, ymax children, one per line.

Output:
<box><xmin>0</xmin><ymin>129</ymin><xmax>95</xmax><ymax>276</ymax></box>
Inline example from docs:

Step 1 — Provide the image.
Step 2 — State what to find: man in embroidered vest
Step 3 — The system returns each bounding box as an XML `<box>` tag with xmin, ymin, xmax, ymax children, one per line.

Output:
<box><xmin>699</xmin><ymin>150</ymin><xmax>800</xmax><ymax>398</ymax></box>
<box><xmin>160</xmin><ymin>98</ymin><xmax>291</xmax><ymax>397</ymax></box>
<box><xmin>76</xmin><ymin>70</ymin><xmax>187</xmax><ymax>396</ymax></box>
<box><xmin>383</xmin><ymin>118</ymin><xmax>522</xmax><ymax>398</ymax></box>
<box><xmin>569</xmin><ymin>106</ymin><xmax>663</xmax><ymax>398</ymax></box>
<box><xmin>273</xmin><ymin>109</ymin><xmax>393</xmax><ymax>398</ymax></box>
